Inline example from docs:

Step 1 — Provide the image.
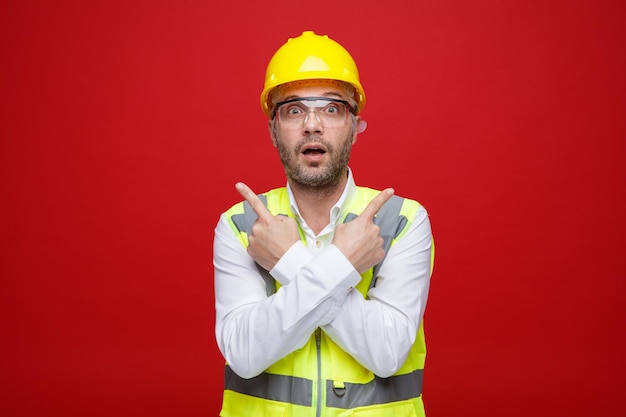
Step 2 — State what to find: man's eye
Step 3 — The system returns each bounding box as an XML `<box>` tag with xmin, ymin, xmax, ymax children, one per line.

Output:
<box><xmin>286</xmin><ymin>106</ymin><xmax>305</xmax><ymax>116</ymax></box>
<box><xmin>323</xmin><ymin>104</ymin><xmax>340</xmax><ymax>114</ymax></box>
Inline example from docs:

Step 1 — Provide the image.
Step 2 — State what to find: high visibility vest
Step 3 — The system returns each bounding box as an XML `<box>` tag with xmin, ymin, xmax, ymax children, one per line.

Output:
<box><xmin>221</xmin><ymin>186</ymin><xmax>430</xmax><ymax>417</ymax></box>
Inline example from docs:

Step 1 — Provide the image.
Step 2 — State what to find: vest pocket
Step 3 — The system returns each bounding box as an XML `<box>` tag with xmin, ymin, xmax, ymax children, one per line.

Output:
<box><xmin>221</xmin><ymin>391</ymin><xmax>287</xmax><ymax>417</ymax></box>
<box><xmin>351</xmin><ymin>399</ymin><xmax>422</xmax><ymax>417</ymax></box>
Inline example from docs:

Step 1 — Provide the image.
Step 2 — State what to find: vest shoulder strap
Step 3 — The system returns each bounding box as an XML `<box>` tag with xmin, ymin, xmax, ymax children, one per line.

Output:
<box><xmin>230</xmin><ymin>194</ymin><xmax>277</xmax><ymax>296</ymax></box>
<box><xmin>344</xmin><ymin>194</ymin><xmax>408</xmax><ymax>288</ymax></box>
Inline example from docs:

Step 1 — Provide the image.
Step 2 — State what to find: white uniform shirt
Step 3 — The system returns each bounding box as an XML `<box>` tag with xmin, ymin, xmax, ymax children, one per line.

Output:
<box><xmin>214</xmin><ymin>170</ymin><xmax>433</xmax><ymax>379</ymax></box>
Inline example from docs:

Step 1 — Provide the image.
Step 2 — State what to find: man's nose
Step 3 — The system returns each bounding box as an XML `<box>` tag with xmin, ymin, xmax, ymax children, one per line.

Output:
<box><xmin>303</xmin><ymin>109</ymin><xmax>323</xmax><ymax>133</ymax></box>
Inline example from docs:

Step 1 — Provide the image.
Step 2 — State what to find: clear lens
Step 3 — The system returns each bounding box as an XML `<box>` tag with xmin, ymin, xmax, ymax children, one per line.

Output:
<box><xmin>275</xmin><ymin>97</ymin><xmax>352</xmax><ymax>128</ymax></box>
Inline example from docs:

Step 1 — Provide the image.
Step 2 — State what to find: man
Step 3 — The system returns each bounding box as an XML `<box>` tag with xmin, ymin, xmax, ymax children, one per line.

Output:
<box><xmin>213</xmin><ymin>31</ymin><xmax>434</xmax><ymax>416</ymax></box>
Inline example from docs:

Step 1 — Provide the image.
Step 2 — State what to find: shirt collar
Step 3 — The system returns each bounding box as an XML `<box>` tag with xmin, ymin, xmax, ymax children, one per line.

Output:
<box><xmin>286</xmin><ymin>168</ymin><xmax>356</xmax><ymax>226</ymax></box>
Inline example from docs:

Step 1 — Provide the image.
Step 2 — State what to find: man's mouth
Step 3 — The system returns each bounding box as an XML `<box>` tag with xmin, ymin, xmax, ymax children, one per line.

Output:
<box><xmin>303</xmin><ymin>148</ymin><xmax>326</xmax><ymax>155</ymax></box>
<box><xmin>300</xmin><ymin>143</ymin><xmax>328</xmax><ymax>156</ymax></box>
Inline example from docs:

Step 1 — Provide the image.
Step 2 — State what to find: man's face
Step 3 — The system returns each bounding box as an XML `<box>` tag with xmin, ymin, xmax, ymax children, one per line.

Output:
<box><xmin>269</xmin><ymin>81</ymin><xmax>358</xmax><ymax>189</ymax></box>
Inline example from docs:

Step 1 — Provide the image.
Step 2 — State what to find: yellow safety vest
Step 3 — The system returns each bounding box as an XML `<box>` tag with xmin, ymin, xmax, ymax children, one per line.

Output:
<box><xmin>221</xmin><ymin>186</ymin><xmax>431</xmax><ymax>417</ymax></box>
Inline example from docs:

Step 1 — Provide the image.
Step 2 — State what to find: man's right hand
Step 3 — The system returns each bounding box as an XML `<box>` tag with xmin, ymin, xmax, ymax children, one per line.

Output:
<box><xmin>236</xmin><ymin>182</ymin><xmax>300</xmax><ymax>271</ymax></box>
<box><xmin>332</xmin><ymin>189</ymin><xmax>394</xmax><ymax>274</ymax></box>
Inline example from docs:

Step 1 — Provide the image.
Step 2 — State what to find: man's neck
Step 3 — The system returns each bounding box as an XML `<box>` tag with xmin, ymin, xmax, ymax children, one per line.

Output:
<box><xmin>289</xmin><ymin>176</ymin><xmax>348</xmax><ymax>235</ymax></box>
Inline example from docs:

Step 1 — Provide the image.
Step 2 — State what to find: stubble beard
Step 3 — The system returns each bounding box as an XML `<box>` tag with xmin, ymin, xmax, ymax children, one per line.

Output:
<box><xmin>276</xmin><ymin>135</ymin><xmax>353</xmax><ymax>192</ymax></box>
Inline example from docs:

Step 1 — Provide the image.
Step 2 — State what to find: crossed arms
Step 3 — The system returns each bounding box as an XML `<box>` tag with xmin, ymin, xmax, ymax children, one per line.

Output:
<box><xmin>214</xmin><ymin>182</ymin><xmax>433</xmax><ymax>378</ymax></box>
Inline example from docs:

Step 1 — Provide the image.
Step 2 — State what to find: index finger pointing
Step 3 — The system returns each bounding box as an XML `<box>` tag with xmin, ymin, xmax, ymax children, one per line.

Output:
<box><xmin>235</xmin><ymin>182</ymin><xmax>273</xmax><ymax>221</ymax></box>
<box><xmin>360</xmin><ymin>188</ymin><xmax>395</xmax><ymax>220</ymax></box>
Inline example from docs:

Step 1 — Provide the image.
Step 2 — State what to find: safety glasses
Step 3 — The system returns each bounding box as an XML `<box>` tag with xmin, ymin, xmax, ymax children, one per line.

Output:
<box><xmin>274</xmin><ymin>97</ymin><xmax>354</xmax><ymax>128</ymax></box>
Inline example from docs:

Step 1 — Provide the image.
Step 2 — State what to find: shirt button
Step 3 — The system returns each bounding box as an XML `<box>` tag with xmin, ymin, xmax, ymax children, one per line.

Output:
<box><xmin>315</xmin><ymin>240</ymin><xmax>321</xmax><ymax>248</ymax></box>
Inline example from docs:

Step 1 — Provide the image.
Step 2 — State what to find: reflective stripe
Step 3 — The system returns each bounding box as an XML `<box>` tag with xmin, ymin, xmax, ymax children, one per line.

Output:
<box><xmin>231</xmin><ymin>194</ymin><xmax>277</xmax><ymax>296</ymax></box>
<box><xmin>326</xmin><ymin>370</ymin><xmax>423</xmax><ymax>409</ymax></box>
<box><xmin>372</xmin><ymin>195</ymin><xmax>407</xmax><ymax>286</ymax></box>
<box><xmin>344</xmin><ymin>195</ymin><xmax>407</xmax><ymax>288</ymax></box>
<box><xmin>230</xmin><ymin>194</ymin><xmax>267</xmax><ymax>235</ymax></box>
<box><xmin>224</xmin><ymin>365</ymin><xmax>313</xmax><ymax>406</ymax></box>
<box><xmin>224</xmin><ymin>365</ymin><xmax>423</xmax><ymax>410</ymax></box>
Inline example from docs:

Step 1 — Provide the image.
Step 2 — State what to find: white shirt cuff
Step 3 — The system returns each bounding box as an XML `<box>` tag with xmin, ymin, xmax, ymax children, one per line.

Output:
<box><xmin>270</xmin><ymin>241</ymin><xmax>314</xmax><ymax>286</ymax></box>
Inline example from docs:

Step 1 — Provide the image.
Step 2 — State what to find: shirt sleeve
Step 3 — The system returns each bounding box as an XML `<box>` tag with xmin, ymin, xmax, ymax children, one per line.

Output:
<box><xmin>213</xmin><ymin>213</ymin><xmax>362</xmax><ymax>379</ymax></box>
<box><xmin>321</xmin><ymin>206</ymin><xmax>433</xmax><ymax>377</ymax></box>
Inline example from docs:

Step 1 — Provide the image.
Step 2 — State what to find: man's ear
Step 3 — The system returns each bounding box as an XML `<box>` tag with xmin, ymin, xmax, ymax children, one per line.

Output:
<box><xmin>356</xmin><ymin>118</ymin><xmax>367</xmax><ymax>134</ymax></box>
<box><xmin>268</xmin><ymin>119</ymin><xmax>278</xmax><ymax>147</ymax></box>
<box><xmin>352</xmin><ymin>116</ymin><xmax>367</xmax><ymax>145</ymax></box>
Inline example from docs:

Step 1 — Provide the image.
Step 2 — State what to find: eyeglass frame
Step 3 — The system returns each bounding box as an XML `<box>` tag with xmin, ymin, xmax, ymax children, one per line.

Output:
<box><xmin>271</xmin><ymin>96</ymin><xmax>356</xmax><ymax>127</ymax></box>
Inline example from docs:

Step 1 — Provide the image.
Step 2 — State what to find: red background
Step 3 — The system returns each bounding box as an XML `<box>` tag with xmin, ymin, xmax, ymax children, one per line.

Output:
<box><xmin>1</xmin><ymin>1</ymin><xmax>624</xmax><ymax>416</ymax></box>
